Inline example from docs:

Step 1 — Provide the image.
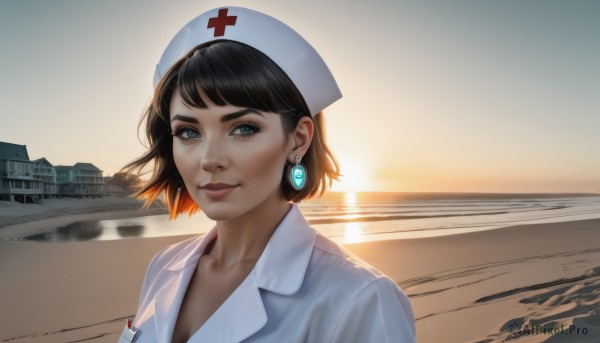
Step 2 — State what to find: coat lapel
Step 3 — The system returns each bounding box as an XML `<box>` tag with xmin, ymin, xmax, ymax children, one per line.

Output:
<box><xmin>151</xmin><ymin>203</ymin><xmax>316</xmax><ymax>343</ymax></box>
<box><xmin>187</xmin><ymin>270</ymin><xmax>267</xmax><ymax>342</ymax></box>
<box><xmin>153</xmin><ymin>229</ymin><xmax>217</xmax><ymax>343</ymax></box>
<box><xmin>189</xmin><ymin>204</ymin><xmax>316</xmax><ymax>343</ymax></box>
<box><xmin>253</xmin><ymin>203</ymin><xmax>316</xmax><ymax>295</ymax></box>
<box><xmin>153</xmin><ymin>262</ymin><xmax>197</xmax><ymax>342</ymax></box>
<box><xmin>189</xmin><ymin>203</ymin><xmax>316</xmax><ymax>342</ymax></box>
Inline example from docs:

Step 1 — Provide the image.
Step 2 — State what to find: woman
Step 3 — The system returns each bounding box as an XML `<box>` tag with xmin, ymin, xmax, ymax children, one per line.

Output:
<box><xmin>118</xmin><ymin>6</ymin><xmax>415</xmax><ymax>343</ymax></box>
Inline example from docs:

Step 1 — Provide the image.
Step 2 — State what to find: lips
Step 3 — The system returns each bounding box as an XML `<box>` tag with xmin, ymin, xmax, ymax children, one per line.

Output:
<box><xmin>200</xmin><ymin>183</ymin><xmax>238</xmax><ymax>190</ymax></box>
<box><xmin>199</xmin><ymin>183</ymin><xmax>239</xmax><ymax>200</ymax></box>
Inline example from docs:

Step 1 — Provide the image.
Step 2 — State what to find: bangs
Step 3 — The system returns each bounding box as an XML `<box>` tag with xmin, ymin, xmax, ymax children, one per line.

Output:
<box><xmin>175</xmin><ymin>40</ymin><xmax>308</xmax><ymax>115</ymax></box>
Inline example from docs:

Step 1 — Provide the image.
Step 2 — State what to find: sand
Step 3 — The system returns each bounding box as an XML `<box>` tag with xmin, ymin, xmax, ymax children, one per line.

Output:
<box><xmin>0</xmin><ymin>195</ymin><xmax>166</xmax><ymax>228</ymax></box>
<box><xmin>348</xmin><ymin>219</ymin><xmax>600</xmax><ymax>342</ymax></box>
<box><xmin>1</xmin><ymin>197</ymin><xmax>599</xmax><ymax>342</ymax></box>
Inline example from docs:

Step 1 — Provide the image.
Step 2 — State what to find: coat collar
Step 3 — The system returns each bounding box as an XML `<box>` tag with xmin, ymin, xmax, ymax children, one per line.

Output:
<box><xmin>165</xmin><ymin>203</ymin><xmax>316</xmax><ymax>293</ymax></box>
<box><xmin>153</xmin><ymin>203</ymin><xmax>316</xmax><ymax>342</ymax></box>
<box><xmin>166</xmin><ymin>228</ymin><xmax>216</xmax><ymax>271</ymax></box>
<box><xmin>253</xmin><ymin>203</ymin><xmax>316</xmax><ymax>294</ymax></box>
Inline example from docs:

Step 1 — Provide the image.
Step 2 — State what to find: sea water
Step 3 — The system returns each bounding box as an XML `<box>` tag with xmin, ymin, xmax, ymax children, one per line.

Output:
<box><xmin>22</xmin><ymin>193</ymin><xmax>600</xmax><ymax>243</ymax></box>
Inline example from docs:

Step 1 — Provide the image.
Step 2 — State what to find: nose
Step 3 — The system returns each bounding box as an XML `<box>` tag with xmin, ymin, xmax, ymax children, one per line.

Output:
<box><xmin>200</xmin><ymin>135</ymin><xmax>228</xmax><ymax>172</ymax></box>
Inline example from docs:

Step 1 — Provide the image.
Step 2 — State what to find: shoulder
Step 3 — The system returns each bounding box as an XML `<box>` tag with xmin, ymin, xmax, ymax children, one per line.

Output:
<box><xmin>309</xmin><ymin>233</ymin><xmax>407</xmax><ymax>298</ymax></box>
<box><xmin>307</xmin><ymin>234</ymin><xmax>416</xmax><ymax>342</ymax></box>
<box><xmin>138</xmin><ymin>235</ymin><xmax>203</xmax><ymax>297</ymax></box>
<box><xmin>148</xmin><ymin>234</ymin><xmax>203</xmax><ymax>268</ymax></box>
<box><xmin>309</xmin><ymin>233</ymin><xmax>389</xmax><ymax>282</ymax></box>
<box><xmin>330</xmin><ymin>275</ymin><xmax>416</xmax><ymax>342</ymax></box>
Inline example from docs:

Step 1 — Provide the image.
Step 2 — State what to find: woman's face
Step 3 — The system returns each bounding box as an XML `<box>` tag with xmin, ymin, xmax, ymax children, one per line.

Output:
<box><xmin>170</xmin><ymin>90</ymin><xmax>292</xmax><ymax>221</ymax></box>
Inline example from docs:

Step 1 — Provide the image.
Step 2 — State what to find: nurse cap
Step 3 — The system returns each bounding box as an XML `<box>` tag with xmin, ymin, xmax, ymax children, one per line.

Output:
<box><xmin>153</xmin><ymin>6</ymin><xmax>342</xmax><ymax>116</ymax></box>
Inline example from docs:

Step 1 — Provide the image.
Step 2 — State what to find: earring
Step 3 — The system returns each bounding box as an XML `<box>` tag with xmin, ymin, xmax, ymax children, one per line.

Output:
<box><xmin>287</xmin><ymin>155</ymin><xmax>307</xmax><ymax>190</ymax></box>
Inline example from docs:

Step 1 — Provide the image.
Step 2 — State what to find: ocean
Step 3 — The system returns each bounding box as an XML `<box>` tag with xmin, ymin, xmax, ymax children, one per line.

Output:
<box><xmin>22</xmin><ymin>192</ymin><xmax>600</xmax><ymax>243</ymax></box>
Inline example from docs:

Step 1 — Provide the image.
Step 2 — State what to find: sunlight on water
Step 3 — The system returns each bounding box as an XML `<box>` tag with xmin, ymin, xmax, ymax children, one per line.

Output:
<box><xmin>344</xmin><ymin>191</ymin><xmax>357</xmax><ymax>205</ymax></box>
<box><xmin>340</xmin><ymin>192</ymin><xmax>366</xmax><ymax>243</ymax></box>
<box><xmin>343</xmin><ymin>191</ymin><xmax>360</xmax><ymax>214</ymax></box>
<box><xmin>342</xmin><ymin>222</ymin><xmax>364</xmax><ymax>244</ymax></box>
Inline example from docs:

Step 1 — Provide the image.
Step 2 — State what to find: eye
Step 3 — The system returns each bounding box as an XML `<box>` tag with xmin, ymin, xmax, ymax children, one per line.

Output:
<box><xmin>231</xmin><ymin>123</ymin><xmax>260</xmax><ymax>138</ymax></box>
<box><xmin>172</xmin><ymin>127</ymin><xmax>200</xmax><ymax>140</ymax></box>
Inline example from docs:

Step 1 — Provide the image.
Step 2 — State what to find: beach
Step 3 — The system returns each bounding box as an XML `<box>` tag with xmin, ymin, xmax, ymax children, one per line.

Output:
<box><xmin>1</xmin><ymin>196</ymin><xmax>599</xmax><ymax>342</ymax></box>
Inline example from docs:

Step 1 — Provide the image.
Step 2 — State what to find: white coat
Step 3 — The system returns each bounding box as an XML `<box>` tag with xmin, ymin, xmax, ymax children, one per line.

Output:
<box><xmin>121</xmin><ymin>203</ymin><xmax>415</xmax><ymax>342</ymax></box>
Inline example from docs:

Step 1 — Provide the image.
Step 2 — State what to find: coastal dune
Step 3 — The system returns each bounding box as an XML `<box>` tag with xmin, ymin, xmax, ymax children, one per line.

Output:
<box><xmin>0</xmin><ymin>197</ymin><xmax>599</xmax><ymax>342</ymax></box>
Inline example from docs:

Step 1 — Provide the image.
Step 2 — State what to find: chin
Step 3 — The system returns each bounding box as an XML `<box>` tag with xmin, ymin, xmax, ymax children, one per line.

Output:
<box><xmin>200</xmin><ymin>202</ymin><xmax>247</xmax><ymax>221</ymax></box>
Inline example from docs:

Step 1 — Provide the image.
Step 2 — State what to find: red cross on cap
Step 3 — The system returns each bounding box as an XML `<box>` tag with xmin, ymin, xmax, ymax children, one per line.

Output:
<box><xmin>207</xmin><ymin>8</ymin><xmax>237</xmax><ymax>37</ymax></box>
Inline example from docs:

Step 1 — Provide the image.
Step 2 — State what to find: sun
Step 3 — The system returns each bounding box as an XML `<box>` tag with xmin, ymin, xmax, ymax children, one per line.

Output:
<box><xmin>332</xmin><ymin>157</ymin><xmax>370</xmax><ymax>192</ymax></box>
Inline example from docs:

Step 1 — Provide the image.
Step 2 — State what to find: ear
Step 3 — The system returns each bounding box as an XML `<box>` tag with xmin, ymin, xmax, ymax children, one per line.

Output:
<box><xmin>287</xmin><ymin>116</ymin><xmax>314</xmax><ymax>162</ymax></box>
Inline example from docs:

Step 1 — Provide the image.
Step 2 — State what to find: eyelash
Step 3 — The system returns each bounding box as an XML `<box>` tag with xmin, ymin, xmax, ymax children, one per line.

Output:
<box><xmin>172</xmin><ymin>122</ymin><xmax>260</xmax><ymax>141</ymax></box>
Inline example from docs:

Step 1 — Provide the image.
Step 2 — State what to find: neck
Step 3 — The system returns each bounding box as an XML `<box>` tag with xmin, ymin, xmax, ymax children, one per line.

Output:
<box><xmin>207</xmin><ymin>192</ymin><xmax>292</xmax><ymax>269</ymax></box>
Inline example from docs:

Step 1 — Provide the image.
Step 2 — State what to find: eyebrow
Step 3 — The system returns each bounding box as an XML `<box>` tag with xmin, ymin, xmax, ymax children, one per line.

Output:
<box><xmin>170</xmin><ymin>108</ymin><xmax>264</xmax><ymax>124</ymax></box>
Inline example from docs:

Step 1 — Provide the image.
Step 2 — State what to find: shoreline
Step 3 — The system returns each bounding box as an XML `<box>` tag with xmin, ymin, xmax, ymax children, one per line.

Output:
<box><xmin>0</xmin><ymin>195</ymin><xmax>168</xmax><ymax>241</ymax></box>
<box><xmin>0</xmin><ymin>207</ymin><xmax>168</xmax><ymax>241</ymax></box>
<box><xmin>3</xmin><ymin>194</ymin><xmax>600</xmax><ymax>244</ymax></box>
<box><xmin>0</xmin><ymin>195</ymin><xmax>166</xmax><ymax>229</ymax></box>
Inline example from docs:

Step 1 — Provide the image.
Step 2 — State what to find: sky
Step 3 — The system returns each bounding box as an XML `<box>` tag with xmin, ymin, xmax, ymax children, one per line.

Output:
<box><xmin>1</xmin><ymin>0</ymin><xmax>599</xmax><ymax>193</ymax></box>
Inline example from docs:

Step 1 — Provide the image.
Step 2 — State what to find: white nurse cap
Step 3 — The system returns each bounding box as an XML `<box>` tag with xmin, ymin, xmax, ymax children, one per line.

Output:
<box><xmin>153</xmin><ymin>6</ymin><xmax>342</xmax><ymax>116</ymax></box>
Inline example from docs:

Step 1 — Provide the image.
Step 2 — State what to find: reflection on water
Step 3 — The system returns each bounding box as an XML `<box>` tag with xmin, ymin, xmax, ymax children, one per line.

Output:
<box><xmin>116</xmin><ymin>225</ymin><xmax>145</xmax><ymax>238</ymax></box>
<box><xmin>24</xmin><ymin>221</ymin><xmax>147</xmax><ymax>242</ymax></box>
<box><xmin>22</xmin><ymin>213</ymin><xmax>215</xmax><ymax>242</ymax></box>
<box><xmin>342</xmin><ymin>222</ymin><xmax>364</xmax><ymax>244</ymax></box>
<box><xmin>341</xmin><ymin>192</ymin><xmax>364</xmax><ymax>243</ymax></box>
<box><xmin>344</xmin><ymin>192</ymin><xmax>357</xmax><ymax>206</ymax></box>
<box><xmin>26</xmin><ymin>221</ymin><xmax>105</xmax><ymax>242</ymax></box>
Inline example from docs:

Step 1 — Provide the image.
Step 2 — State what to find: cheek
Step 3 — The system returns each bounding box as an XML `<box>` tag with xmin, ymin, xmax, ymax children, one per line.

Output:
<box><xmin>172</xmin><ymin>144</ymin><xmax>194</xmax><ymax>179</ymax></box>
<box><xmin>239</xmin><ymin>140</ymin><xmax>286</xmax><ymax>183</ymax></box>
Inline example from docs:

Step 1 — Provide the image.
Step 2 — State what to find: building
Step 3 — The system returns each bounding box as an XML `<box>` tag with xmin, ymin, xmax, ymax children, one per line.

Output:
<box><xmin>56</xmin><ymin>163</ymin><xmax>106</xmax><ymax>197</ymax></box>
<box><xmin>103</xmin><ymin>175</ymin><xmax>125</xmax><ymax>193</ymax></box>
<box><xmin>0</xmin><ymin>141</ymin><xmax>43</xmax><ymax>202</ymax></box>
<box><xmin>33</xmin><ymin>157</ymin><xmax>59</xmax><ymax>199</ymax></box>
<box><xmin>0</xmin><ymin>141</ymin><xmax>107</xmax><ymax>203</ymax></box>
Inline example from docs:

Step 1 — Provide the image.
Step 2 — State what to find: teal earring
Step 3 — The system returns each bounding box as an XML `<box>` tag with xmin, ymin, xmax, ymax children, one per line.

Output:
<box><xmin>288</xmin><ymin>155</ymin><xmax>307</xmax><ymax>190</ymax></box>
